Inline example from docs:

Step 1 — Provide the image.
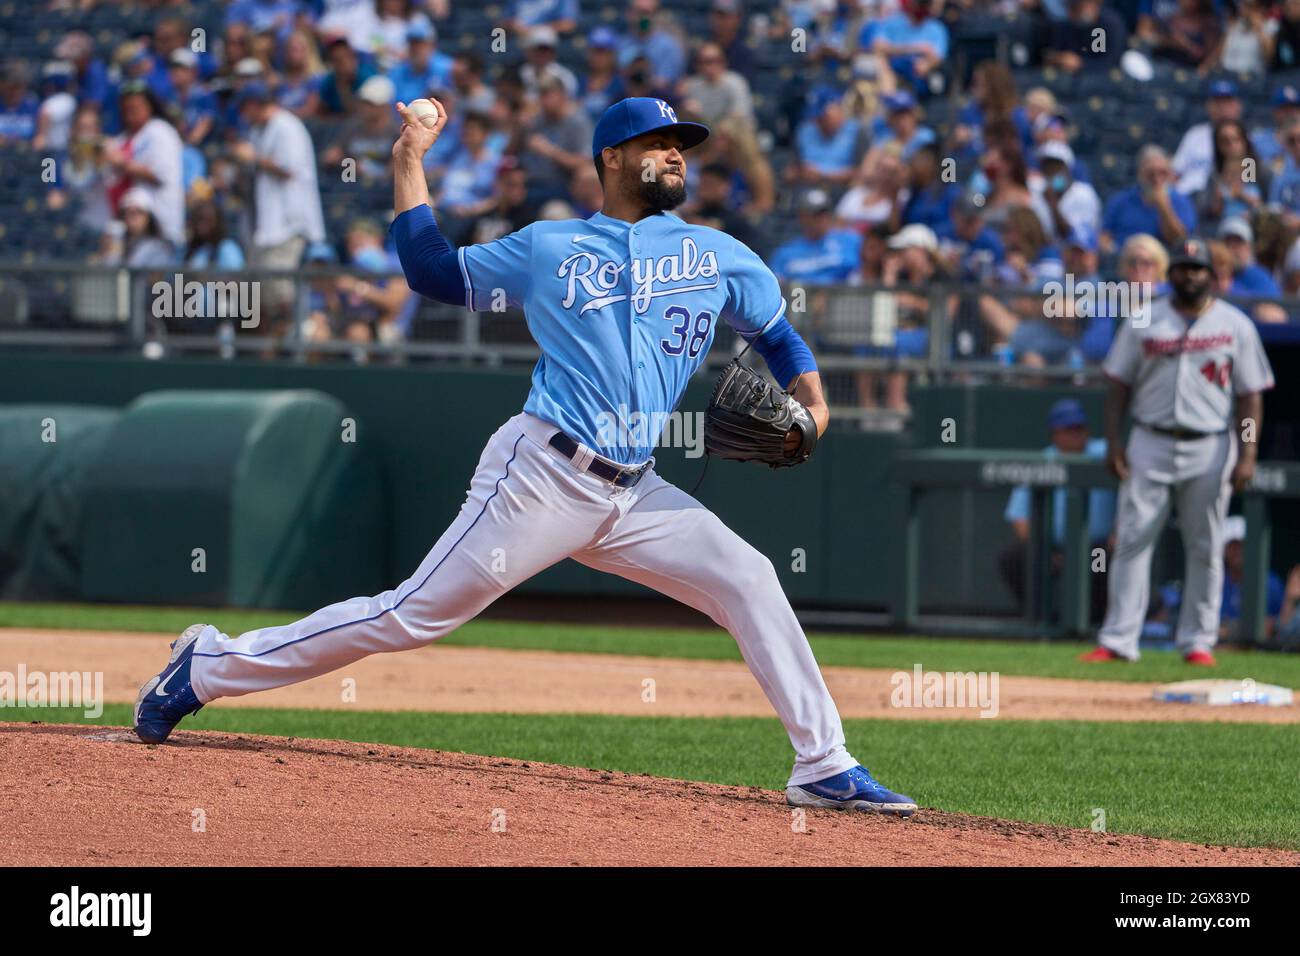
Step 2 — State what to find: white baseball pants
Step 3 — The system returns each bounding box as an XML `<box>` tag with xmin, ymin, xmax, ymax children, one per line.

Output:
<box><xmin>189</xmin><ymin>412</ymin><xmax>859</xmax><ymax>786</ymax></box>
<box><xmin>1096</xmin><ymin>426</ymin><xmax>1236</xmax><ymax>660</ymax></box>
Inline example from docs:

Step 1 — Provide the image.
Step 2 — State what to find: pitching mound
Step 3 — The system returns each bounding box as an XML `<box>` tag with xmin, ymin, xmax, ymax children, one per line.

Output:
<box><xmin>2</xmin><ymin>724</ymin><xmax>1295</xmax><ymax>866</ymax></box>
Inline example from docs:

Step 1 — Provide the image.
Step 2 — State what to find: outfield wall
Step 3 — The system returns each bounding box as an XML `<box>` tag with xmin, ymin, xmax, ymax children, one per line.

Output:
<box><xmin>1</xmin><ymin>351</ymin><xmax>1295</xmax><ymax>616</ymax></box>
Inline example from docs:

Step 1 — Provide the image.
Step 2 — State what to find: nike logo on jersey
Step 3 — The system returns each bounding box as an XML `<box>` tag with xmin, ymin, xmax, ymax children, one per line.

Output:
<box><xmin>558</xmin><ymin>236</ymin><xmax>720</xmax><ymax>315</ymax></box>
<box><xmin>571</xmin><ymin>234</ymin><xmax>599</xmax><ymax>244</ymax></box>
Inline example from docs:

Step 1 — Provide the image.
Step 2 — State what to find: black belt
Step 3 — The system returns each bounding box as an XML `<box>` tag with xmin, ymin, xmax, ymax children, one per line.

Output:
<box><xmin>1138</xmin><ymin>422</ymin><xmax>1226</xmax><ymax>441</ymax></box>
<box><xmin>548</xmin><ymin>431</ymin><xmax>650</xmax><ymax>488</ymax></box>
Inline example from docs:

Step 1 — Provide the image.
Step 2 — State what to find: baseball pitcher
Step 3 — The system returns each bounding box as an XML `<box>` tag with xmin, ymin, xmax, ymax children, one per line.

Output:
<box><xmin>133</xmin><ymin>97</ymin><xmax>917</xmax><ymax>816</ymax></box>
<box><xmin>1081</xmin><ymin>238</ymin><xmax>1275</xmax><ymax>665</ymax></box>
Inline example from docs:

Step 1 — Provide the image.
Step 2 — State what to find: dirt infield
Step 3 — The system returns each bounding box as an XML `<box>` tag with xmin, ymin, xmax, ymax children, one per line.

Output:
<box><xmin>2</xmin><ymin>628</ymin><xmax>1295</xmax><ymax>723</ymax></box>
<box><xmin>3</xmin><ymin>724</ymin><xmax>1296</xmax><ymax>866</ymax></box>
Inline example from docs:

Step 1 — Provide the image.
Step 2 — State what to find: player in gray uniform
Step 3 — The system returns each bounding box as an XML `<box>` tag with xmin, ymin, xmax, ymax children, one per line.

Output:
<box><xmin>1081</xmin><ymin>239</ymin><xmax>1275</xmax><ymax>664</ymax></box>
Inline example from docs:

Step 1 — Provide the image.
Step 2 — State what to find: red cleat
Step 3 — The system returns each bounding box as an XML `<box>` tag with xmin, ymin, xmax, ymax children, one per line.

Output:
<box><xmin>1184</xmin><ymin>650</ymin><xmax>1217</xmax><ymax>666</ymax></box>
<box><xmin>1078</xmin><ymin>646</ymin><xmax>1125</xmax><ymax>662</ymax></box>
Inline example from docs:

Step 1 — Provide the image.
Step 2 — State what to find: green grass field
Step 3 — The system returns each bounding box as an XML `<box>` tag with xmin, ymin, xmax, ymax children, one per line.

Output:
<box><xmin>3</xmin><ymin>601</ymin><xmax>1299</xmax><ymax>850</ymax></box>
<box><xmin>14</xmin><ymin>704</ymin><xmax>1299</xmax><ymax>850</ymax></box>
<box><xmin>4</xmin><ymin>600</ymin><xmax>1300</xmax><ymax>685</ymax></box>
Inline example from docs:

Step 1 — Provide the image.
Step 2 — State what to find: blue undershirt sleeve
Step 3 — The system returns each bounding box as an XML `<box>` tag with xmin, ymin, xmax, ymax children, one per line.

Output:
<box><xmin>751</xmin><ymin>317</ymin><xmax>817</xmax><ymax>391</ymax></box>
<box><xmin>390</xmin><ymin>203</ymin><xmax>466</xmax><ymax>306</ymax></box>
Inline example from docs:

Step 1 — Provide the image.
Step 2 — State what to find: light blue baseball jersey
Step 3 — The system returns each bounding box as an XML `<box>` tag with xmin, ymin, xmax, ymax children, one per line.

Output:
<box><xmin>457</xmin><ymin>211</ymin><xmax>786</xmax><ymax>465</ymax></box>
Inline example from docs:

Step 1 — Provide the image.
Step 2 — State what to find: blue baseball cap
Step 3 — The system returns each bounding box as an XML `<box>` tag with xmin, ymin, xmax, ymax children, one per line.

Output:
<box><xmin>236</xmin><ymin>80</ymin><xmax>272</xmax><ymax>106</ymax></box>
<box><xmin>1048</xmin><ymin>398</ymin><xmax>1088</xmax><ymax>430</ymax></box>
<box><xmin>805</xmin><ymin>85</ymin><xmax>842</xmax><ymax>120</ymax></box>
<box><xmin>591</xmin><ymin>97</ymin><xmax>709</xmax><ymax>158</ymax></box>
<box><xmin>588</xmin><ymin>26</ymin><xmax>618</xmax><ymax>50</ymax></box>
<box><xmin>1273</xmin><ymin>84</ymin><xmax>1300</xmax><ymax>107</ymax></box>
<box><xmin>883</xmin><ymin>90</ymin><xmax>917</xmax><ymax>113</ymax></box>
<box><xmin>1065</xmin><ymin>226</ymin><xmax>1098</xmax><ymax>253</ymax></box>
<box><xmin>1208</xmin><ymin>79</ymin><xmax>1238</xmax><ymax>99</ymax></box>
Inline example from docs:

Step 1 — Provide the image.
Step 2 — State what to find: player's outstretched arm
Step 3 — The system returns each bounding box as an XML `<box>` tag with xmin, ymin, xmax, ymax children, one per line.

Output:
<box><xmin>389</xmin><ymin>98</ymin><xmax>468</xmax><ymax>306</ymax></box>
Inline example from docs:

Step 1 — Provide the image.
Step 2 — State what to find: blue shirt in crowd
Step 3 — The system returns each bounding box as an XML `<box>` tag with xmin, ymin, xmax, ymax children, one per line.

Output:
<box><xmin>770</xmin><ymin>229</ymin><xmax>862</xmax><ymax>285</ymax></box>
<box><xmin>1004</xmin><ymin>438</ymin><xmax>1115</xmax><ymax>545</ymax></box>
<box><xmin>1102</xmin><ymin>185</ymin><xmax>1197</xmax><ymax>245</ymax></box>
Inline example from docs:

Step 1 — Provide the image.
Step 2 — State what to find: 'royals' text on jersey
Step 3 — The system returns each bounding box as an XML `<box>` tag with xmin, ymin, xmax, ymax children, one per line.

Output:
<box><xmin>1102</xmin><ymin>296</ymin><xmax>1274</xmax><ymax>432</ymax></box>
<box><xmin>458</xmin><ymin>211</ymin><xmax>786</xmax><ymax>464</ymax></box>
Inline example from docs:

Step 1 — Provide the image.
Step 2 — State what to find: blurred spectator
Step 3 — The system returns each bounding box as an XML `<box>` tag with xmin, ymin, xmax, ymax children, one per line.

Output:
<box><xmin>978</xmin><ymin>138</ymin><xmax>1041</xmax><ymax>226</ymax></box>
<box><xmin>619</xmin><ymin>0</ymin><xmax>688</xmax><ymax>87</ymax></box>
<box><xmin>870</xmin><ymin>0</ymin><xmax>949</xmax><ymax>94</ymax></box>
<box><xmin>233</xmin><ymin>82</ymin><xmax>326</xmax><ymax>299</ymax></box>
<box><xmin>872</xmin><ymin>91</ymin><xmax>935</xmax><ymax>160</ymax></box>
<box><xmin>1274</xmin><ymin>0</ymin><xmax>1300</xmax><ymax>70</ymax></box>
<box><xmin>226</xmin><ymin>1</ymin><xmax>302</xmax><ymax>41</ymax></box>
<box><xmin>318</xmin><ymin>0</ymin><xmax>385</xmax><ymax>52</ymax></box>
<box><xmin>278</xmin><ymin>29</ymin><xmax>326</xmax><ymax>117</ymax></box>
<box><xmin>167</xmin><ymin>50</ymin><xmax>217</xmax><ymax>147</ymax></box>
<box><xmin>520</xmin><ymin>72</ymin><xmax>592</xmax><ymax>205</ymax></box>
<box><xmin>1148</xmin><ymin>0</ymin><xmax>1223</xmax><ymax>69</ymax></box>
<box><xmin>692</xmin><ymin>115</ymin><xmax>776</xmax><ymax>215</ymax></box>
<box><xmin>184</xmin><ymin>199</ymin><xmax>246</xmax><ymax>270</ymax></box>
<box><xmin>520</xmin><ymin>27</ymin><xmax>580</xmax><ymax>98</ymax></box>
<box><xmin>97</xmin><ymin>187</ymin><xmax>177</xmax><ymax>267</ymax></box>
<box><xmin>468</xmin><ymin>160</ymin><xmax>540</xmax><ymax>244</ymax></box>
<box><xmin>1267</xmin><ymin>115</ymin><xmax>1300</xmax><ymax>228</ymax></box>
<box><xmin>33</xmin><ymin>61</ymin><xmax>78</xmax><ymax>153</ymax></box>
<box><xmin>682</xmin><ymin>162</ymin><xmax>758</xmax><ymax>249</ymax></box>
<box><xmin>1185</xmin><ymin>516</ymin><xmax>1285</xmax><ymax>640</ymax></box>
<box><xmin>505</xmin><ymin>0</ymin><xmax>580</xmax><ymax>35</ymax></box>
<box><xmin>387</xmin><ymin>18</ymin><xmax>452</xmax><ymax>104</ymax></box>
<box><xmin>309</xmin><ymin>218</ymin><xmax>413</xmax><ymax>355</ymax></box>
<box><xmin>0</xmin><ymin>63</ymin><xmax>38</xmax><ymax>143</ymax></box>
<box><xmin>1114</xmin><ymin>231</ymin><xmax>1170</xmax><ymax>292</ymax></box>
<box><xmin>953</xmin><ymin>61</ymin><xmax>1030</xmax><ymax>163</ymax></box>
<box><xmin>998</xmin><ymin>399</ymin><xmax>1114</xmax><ymax>620</ymax></box>
<box><xmin>680</xmin><ymin>43</ymin><xmax>755</xmax><ymax>130</ymax></box>
<box><xmin>899</xmin><ymin>143</ymin><xmax>961</xmax><ymax>230</ymax></box>
<box><xmin>372</xmin><ymin>1</ymin><xmax>436</xmax><ymax>69</ymax></box>
<box><xmin>450</xmin><ymin>53</ymin><xmax>496</xmax><ymax>115</ymax></box>
<box><xmin>1173</xmin><ymin>81</ymin><xmax>1242</xmax><ymax>194</ymax></box>
<box><xmin>1195</xmin><ymin>120</ymin><xmax>1265</xmax><ymax>232</ymax></box>
<box><xmin>1278</xmin><ymin>564</ymin><xmax>1300</xmax><ymax>642</ymax></box>
<box><xmin>1250</xmin><ymin>85</ymin><xmax>1300</xmax><ymax>174</ymax></box>
<box><xmin>1217</xmin><ymin>216</ymin><xmax>1282</xmax><ymax>296</ymax></box>
<box><xmin>875</xmin><ymin>223</ymin><xmax>942</xmax><ymax>412</ymax></box>
<box><xmin>1035</xmin><ymin>141</ymin><xmax>1101</xmax><ymax>241</ymax></box>
<box><xmin>578</xmin><ymin>27</ymin><xmax>625</xmax><ymax>122</ymax></box>
<box><xmin>104</xmin><ymin>82</ymin><xmax>186</xmax><ymax>249</ymax></box>
<box><xmin>54</xmin><ymin>30</ymin><xmax>111</xmax><ymax>112</ymax></box>
<box><xmin>1044</xmin><ymin>0</ymin><xmax>1127</xmax><ymax>72</ymax></box>
<box><xmin>434</xmin><ymin>112</ymin><xmax>501</xmax><ymax>240</ymax></box>
<box><xmin>997</xmin><ymin>204</ymin><xmax>1064</xmax><ymax>288</ymax></box>
<box><xmin>321</xmin><ymin>75</ymin><xmax>401</xmax><ymax>182</ymax></box>
<box><xmin>848</xmin><ymin>221</ymin><xmax>892</xmax><ymax>285</ymax></box>
<box><xmin>1101</xmin><ymin>145</ymin><xmax>1195</xmax><ymax>249</ymax></box>
<box><xmin>47</xmin><ymin>105</ymin><xmax>113</xmax><ymax>234</ymax></box>
<box><xmin>836</xmin><ymin>144</ymin><xmax>906</xmax><ymax>231</ymax></box>
<box><xmin>936</xmin><ymin>194</ymin><xmax>1006</xmax><ymax>281</ymax></box>
<box><xmin>1213</xmin><ymin>0</ymin><xmax>1277</xmax><ymax>75</ymax></box>
<box><xmin>790</xmin><ymin>87</ymin><xmax>865</xmax><ymax>187</ymax></box>
<box><xmin>771</xmin><ymin>188</ymin><xmax>861</xmax><ymax>283</ymax></box>
<box><xmin>708</xmin><ymin>0</ymin><xmax>755</xmax><ymax>81</ymax></box>
<box><xmin>569</xmin><ymin>164</ymin><xmax>604</xmax><ymax>217</ymax></box>
<box><xmin>318</xmin><ymin>37</ymin><xmax>377</xmax><ymax>117</ymax></box>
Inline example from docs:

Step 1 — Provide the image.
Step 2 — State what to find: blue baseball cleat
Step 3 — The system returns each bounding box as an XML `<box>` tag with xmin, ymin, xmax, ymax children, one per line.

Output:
<box><xmin>134</xmin><ymin>623</ymin><xmax>208</xmax><ymax>744</ymax></box>
<box><xmin>787</xmin><ymin>765</ymin><xmax>918</xmax><ymax>817</ymax></box>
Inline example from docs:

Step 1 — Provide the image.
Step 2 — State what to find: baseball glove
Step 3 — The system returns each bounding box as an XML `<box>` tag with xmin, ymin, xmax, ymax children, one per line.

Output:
<box><xmin>704</xmin><ymin>360</ymin><xmax>818</xmax><ymax>468</ymax></box>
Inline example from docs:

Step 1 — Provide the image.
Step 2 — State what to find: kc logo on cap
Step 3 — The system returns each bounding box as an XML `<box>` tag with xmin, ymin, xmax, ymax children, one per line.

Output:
<box><xmin>591</xmin><ymin>97</ymin><xmax>710</xmax><ymax>157</ymax></box>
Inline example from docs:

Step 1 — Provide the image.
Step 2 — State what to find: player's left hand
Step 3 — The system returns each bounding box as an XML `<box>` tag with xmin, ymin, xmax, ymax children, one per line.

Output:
<box><xmin>1231</xmin><ymin>456</ymin><xmax>1256</xmax><ymax>493</ymax></box>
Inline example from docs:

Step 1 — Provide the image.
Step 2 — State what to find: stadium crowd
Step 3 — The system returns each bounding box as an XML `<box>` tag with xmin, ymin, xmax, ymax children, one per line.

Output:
<box><xmin>3</xmin><ymin>0</ymin><xmax>1300</xmax><ymax>386</ymax></box>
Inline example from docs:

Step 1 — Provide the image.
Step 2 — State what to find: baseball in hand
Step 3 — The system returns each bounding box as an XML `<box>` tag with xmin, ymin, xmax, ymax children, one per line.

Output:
<box><xmin>406</xmin><ymin>99</ymin><xmax>442</xmax><ymax>130</ymax></box>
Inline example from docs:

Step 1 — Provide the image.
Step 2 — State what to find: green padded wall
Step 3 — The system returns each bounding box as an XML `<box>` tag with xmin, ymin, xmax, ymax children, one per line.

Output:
<box><xmin>79</xmin><ymin>390</ymin><xmax>385</xmax><ymax>609</ymax></box>
<box><xmin>0</xmin><ymin>405</ymin><xmax>120</xmax><ymax>600</ymax></box>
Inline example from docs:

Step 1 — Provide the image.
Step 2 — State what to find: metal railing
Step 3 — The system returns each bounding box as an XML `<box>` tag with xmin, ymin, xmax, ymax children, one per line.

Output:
<box><xmin>1</xmin><ymin>264</ymin><xmax>1294</xmax><ymax>423</ymax></box>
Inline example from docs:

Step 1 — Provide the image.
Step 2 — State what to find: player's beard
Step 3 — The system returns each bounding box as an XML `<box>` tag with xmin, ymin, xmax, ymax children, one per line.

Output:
<box><xmin>1170</xmin><ymin>269</ymin><xmax>1212</xmax><ymax>309</ymax></box>
<box><xmin>636</xmin><ymin>169</ymin><xmax>687</xmax><ymax>211</ymax></box>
